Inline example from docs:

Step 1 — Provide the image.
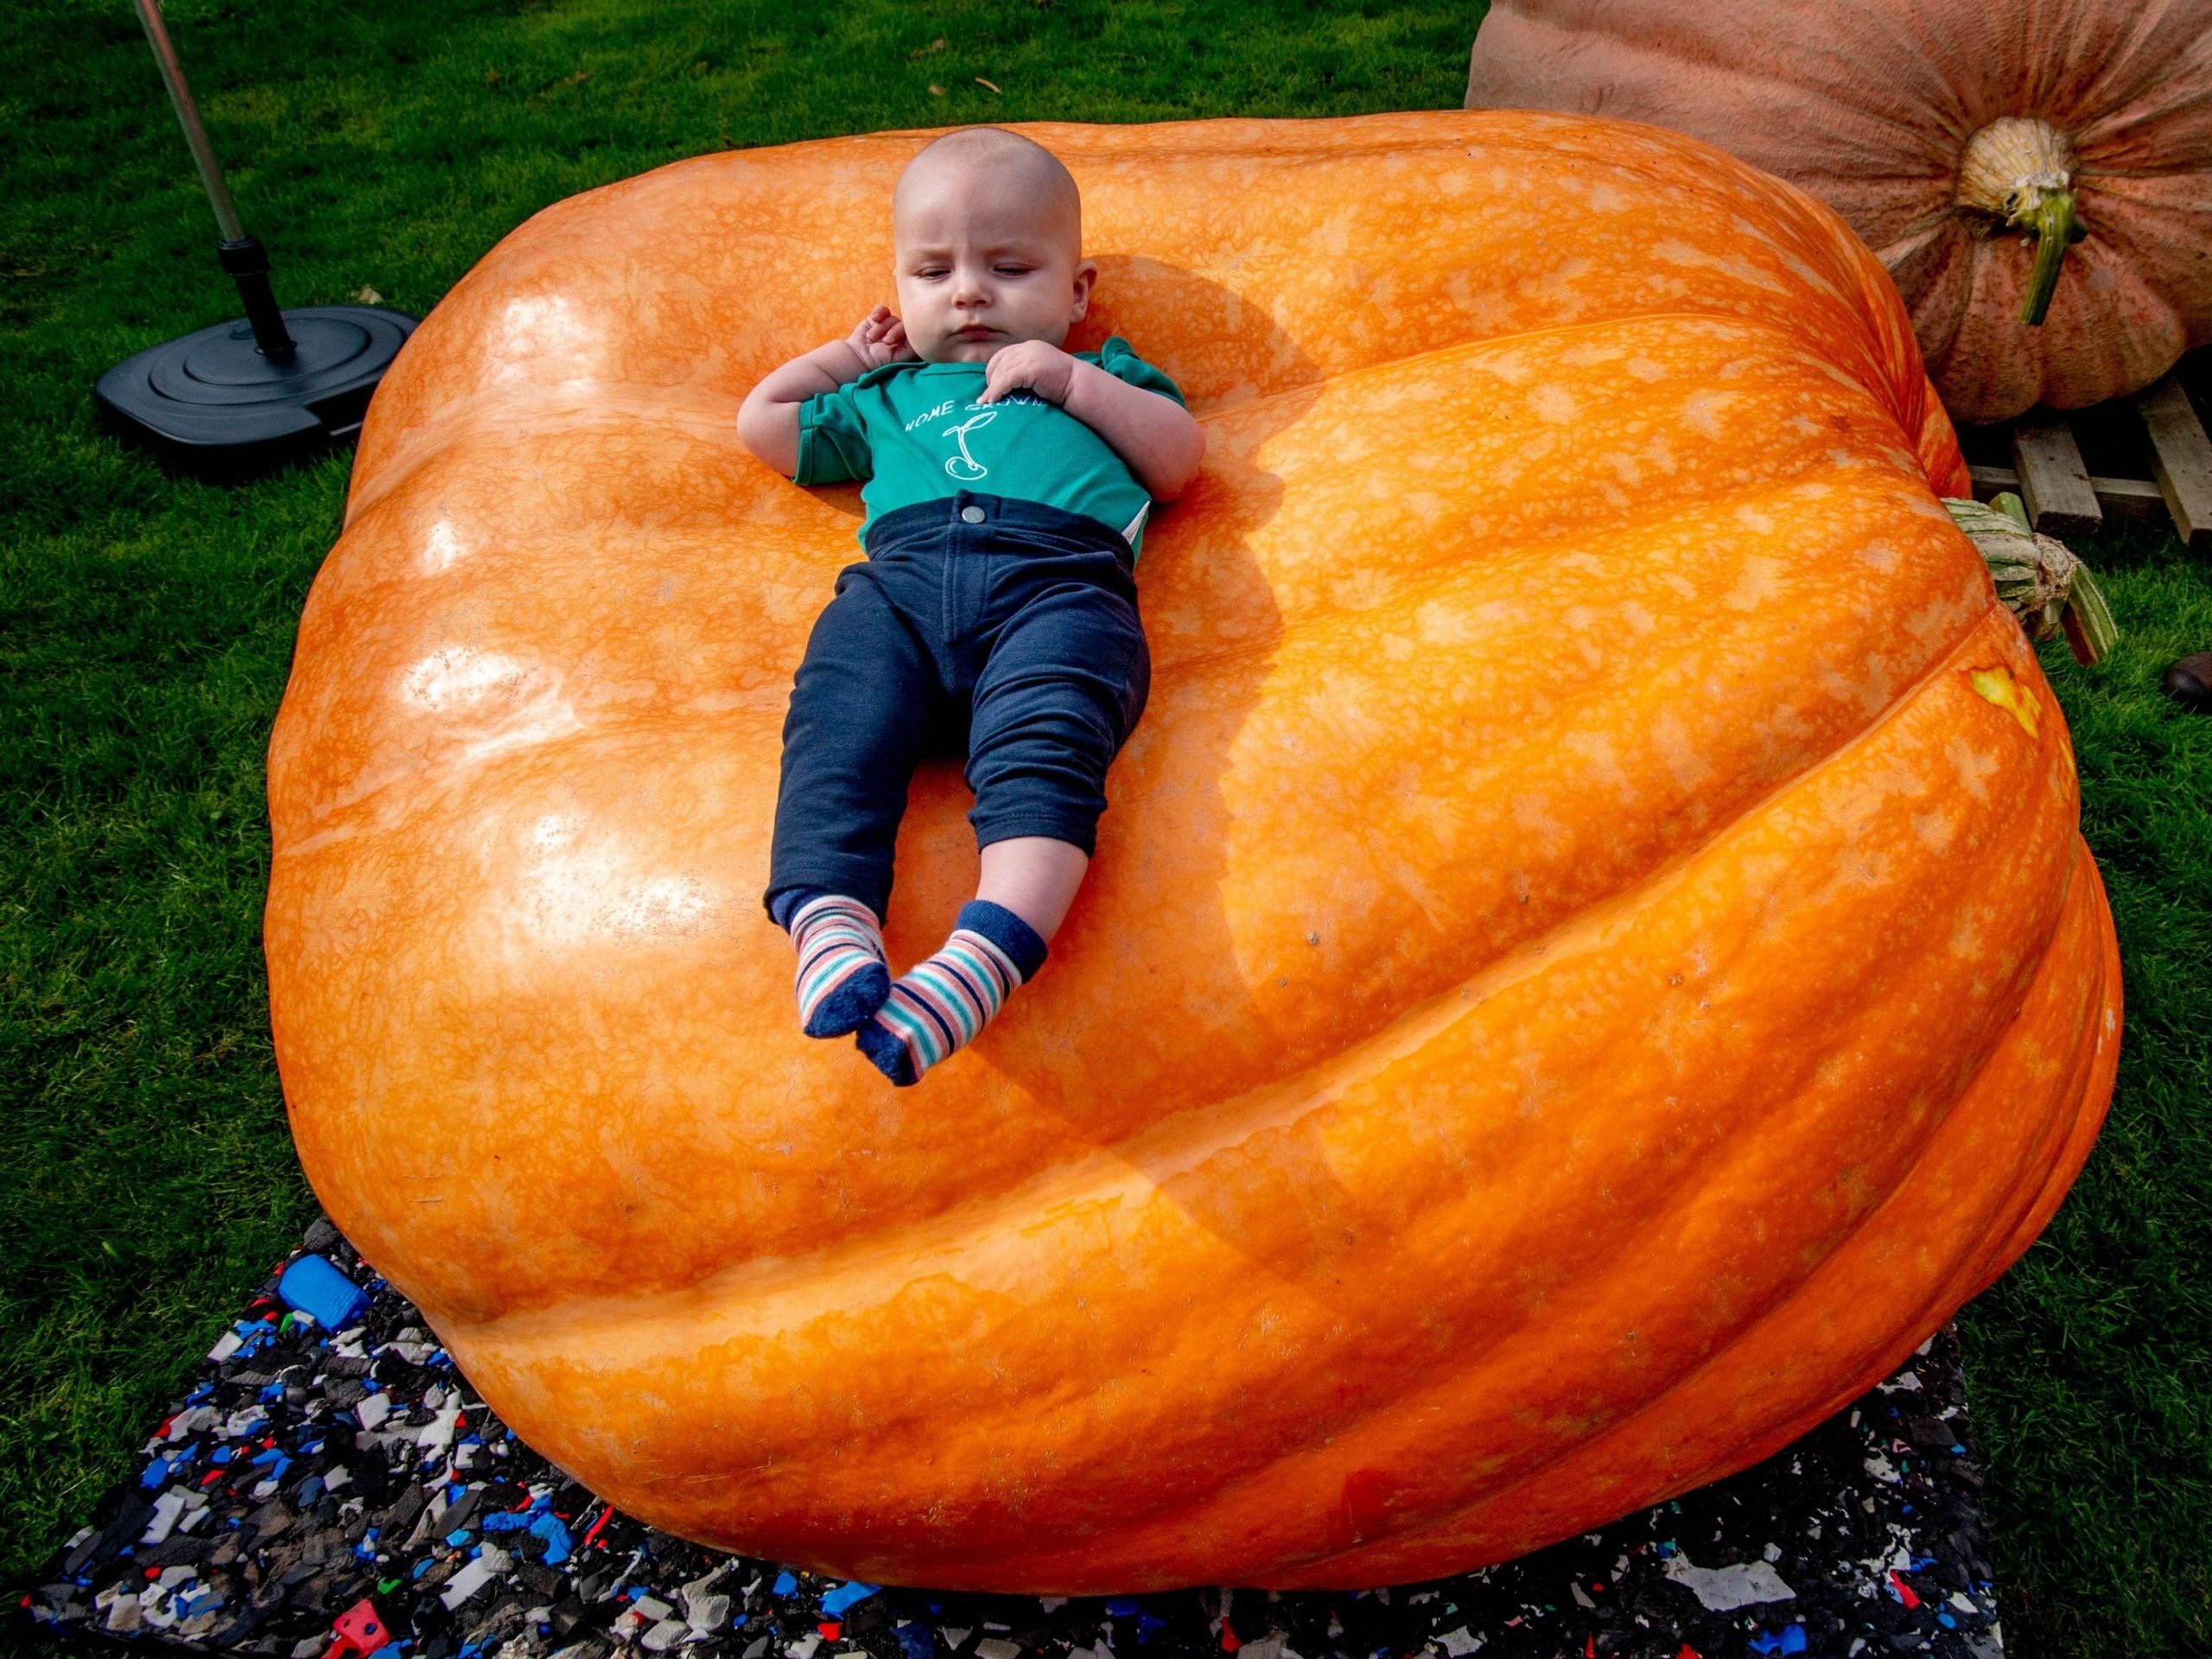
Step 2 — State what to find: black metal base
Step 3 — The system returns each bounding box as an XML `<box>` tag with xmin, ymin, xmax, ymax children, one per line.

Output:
<box><xmin>94</xmin><ymin>302</ymin><xmax>416</xmax><ymax>474</ymax></box>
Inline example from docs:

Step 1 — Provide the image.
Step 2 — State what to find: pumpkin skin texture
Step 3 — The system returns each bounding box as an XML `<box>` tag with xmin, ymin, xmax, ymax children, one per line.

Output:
<box><xmin>266</xmin><ymin>113</ymin><xmax>2120</xmax><ymax>1591</ymax></box>
<box><xmin>1465</xmin><ymin>0</ymin><xmax>2212</xmax><ymax>423</ymax></box>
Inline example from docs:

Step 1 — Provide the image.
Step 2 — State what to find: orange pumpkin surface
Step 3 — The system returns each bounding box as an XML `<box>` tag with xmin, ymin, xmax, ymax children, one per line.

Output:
<box><xmin>265</xmin><ymin>113</ymin><xmax>2120</xmax><ymax>1591</ymax></box>
<box><xmin>1465</xmin><ymin>0</ymin><xmax>2212</xmax><ymax>423</ymax></box>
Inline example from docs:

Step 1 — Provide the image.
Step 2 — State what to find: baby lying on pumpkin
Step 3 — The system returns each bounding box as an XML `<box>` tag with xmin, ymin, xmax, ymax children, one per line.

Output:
<box><xmin>738</xmin><ymin>126</ymin><xmax>1205</xmax><ymax>1085</ymax></box>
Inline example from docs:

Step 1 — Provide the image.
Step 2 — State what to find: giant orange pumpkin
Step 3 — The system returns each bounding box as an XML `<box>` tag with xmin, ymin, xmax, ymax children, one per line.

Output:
<box><xmin>265</xmin><ymin>113</ymin><xmax>2121</xmax><ymax>1592</ymax></box>
<box><xmin>1464</xmin><ymin>0</ymin><xmax>2212</xmax><ymax>423</ymax></box>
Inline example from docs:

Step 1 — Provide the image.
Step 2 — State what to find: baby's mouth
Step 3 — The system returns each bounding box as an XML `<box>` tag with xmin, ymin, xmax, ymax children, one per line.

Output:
<box><xmin>956</xmin><ymin>325</ymin><xmax>997</xmax><ymax>341</ymax></box>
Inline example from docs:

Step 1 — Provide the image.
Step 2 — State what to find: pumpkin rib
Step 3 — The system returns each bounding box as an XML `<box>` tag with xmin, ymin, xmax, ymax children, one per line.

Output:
<box><xmin>1268</xmin><ymin>839</ymin><xmax>2107</xmax><ymax>1585</ymax></box>
<box><xmin>1933</xmin><ymin>240</ymin><xmax>2156</xmax><ymax>414</ymax></box>
<box><xmin>281</xmin><ymin>360</ymin><xmax>1973</xmax><ymax>858</ymax></box>
<box><xmin>2069</xmin><ymin>9</ymin><xmax>2210</xmax><ymax>137</ymax></box>
<box><xmin>1291</xmin><ymin>844</ymin><xmax>2119</xmax><ymax>1587</ymax></box>
<box><xmin>1157</xmin><ymin>474</ymin><xmax>1966</xmax><ymax>684</ymax></box>
<box><xmin>340</xmin><ymin>385</ymin><xmax>751</xmax><ymax>528</ymax></box>
<box><xmin>1963</xmin><ymin>848</ymin><xmax>2123</xmax><ymax>1289</ymax></box>
<box><xmin>284</xmin><ymin>458</ymin><xmax>1982</xmax><ymax>845</ymax></box>
<box><xmin>298</xmin><ymin>305</ymin><xmax>1973</xmax><ymax>752</ymax></box>
<box><xmin>348</xmin><ymin>118</ymin><xmax>1942</xmax><ymax>487</ymax></box>
<box><xmin>341</xmin><ymin>298</ymin><xmax>1940</xmax><ymax>552</ymax></box>
<box><xmin>1479</xmin><ymin>14</ymin><xmax>1948</xmax><ymax>160</ymax></box>
<box><xmin>1885</xmin><ymin>225</ymin><xmax>1974</xmax><ymax>370</ymax></box>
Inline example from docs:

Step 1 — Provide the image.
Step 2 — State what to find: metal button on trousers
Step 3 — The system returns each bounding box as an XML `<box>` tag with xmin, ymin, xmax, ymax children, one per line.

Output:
<box><xmin>960</xmin><ymin>505</ymin><xmax>987</xmax><ymax>524</ymax></box>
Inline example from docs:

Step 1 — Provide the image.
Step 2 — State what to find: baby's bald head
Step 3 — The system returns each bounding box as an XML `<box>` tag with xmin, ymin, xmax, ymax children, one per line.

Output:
<box><xmin>893</xmin><ymin>127</ymin><xmax>1082</xmax><ymax>263</ymax></box>
<box><xmin>889</xmin><ymin>128</ymin><xmax>1096</xmax><ymax>363</ymax></box>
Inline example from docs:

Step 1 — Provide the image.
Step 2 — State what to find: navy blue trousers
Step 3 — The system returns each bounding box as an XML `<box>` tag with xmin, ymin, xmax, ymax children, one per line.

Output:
<box><xmin>765</xmin><ymin>492</ymin><xmax>1151</xmax><ymax>923</ymax></box>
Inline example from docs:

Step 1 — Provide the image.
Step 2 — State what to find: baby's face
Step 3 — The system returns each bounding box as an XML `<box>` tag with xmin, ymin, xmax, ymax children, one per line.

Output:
<box><xmin>892</xmin><ymin>149</ymin><xmax>1095</xmax><ymax>364</ymax></box>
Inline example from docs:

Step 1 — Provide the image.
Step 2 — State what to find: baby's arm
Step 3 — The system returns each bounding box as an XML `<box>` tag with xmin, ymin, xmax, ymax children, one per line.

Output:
<box><xmin>738</xmin><ymin>307</ymin><xmax>913</xmax><ymax>476</ymax></box>
<box><xmin>979</xmin><ymin>342</ymin><xmax>1206</xmax><ymax>502</ymax></box>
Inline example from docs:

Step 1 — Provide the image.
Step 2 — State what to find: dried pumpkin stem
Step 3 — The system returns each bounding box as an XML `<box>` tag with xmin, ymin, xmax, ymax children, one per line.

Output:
<box><xmin>2058</xmin><ymin>560</ymin><xmax>2118</xmax><ymax>665</ymax></box>
<box><xmin>1943</xmin><ymin>496</ymin><xmax>2118</xmax><ymax>665</ymax></box>
<box><xmin>1956</xmin><ymin>117</ymin><xmax>2082</xmax><ymax>327</ymax></box>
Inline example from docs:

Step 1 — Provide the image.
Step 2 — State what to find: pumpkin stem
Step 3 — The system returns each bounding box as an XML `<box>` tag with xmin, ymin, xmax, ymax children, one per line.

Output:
<box><xmin>1956</xmin><ymin>118</ymin><xmax>2082</xmax><ymax>328</ymax></box>
<box><xmin>2057</xmin><ymin>560</ymin><xmax>2118</xmax><ymax>665</ymax></box>
<box><xmin>1943</xmin><ymin>497</ymin><xmax>2117</xmax><ymax>665</ymax></box>
<box><xmin>2013</xmin><ymin>186</ymin><xmax>2077</xmax><ymax>327</ymax></box>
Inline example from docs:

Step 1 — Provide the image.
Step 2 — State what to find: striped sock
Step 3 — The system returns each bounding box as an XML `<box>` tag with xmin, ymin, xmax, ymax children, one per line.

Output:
<box><xmin>786</xmin><ymin>893</ymin><xmax>891</xmax><ymax>1039</ymax></box>
<box><xmin>855</xmin><ymin>900</ymin><xmax>1049</xmax><ymax>1086</ymax></box>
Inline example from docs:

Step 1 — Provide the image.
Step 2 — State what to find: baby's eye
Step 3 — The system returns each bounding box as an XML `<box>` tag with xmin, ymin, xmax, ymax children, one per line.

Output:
<box><xmin>994</xmin><ymin>264</ymin><xmax>1033</xmax><ymax>276</ymax></box>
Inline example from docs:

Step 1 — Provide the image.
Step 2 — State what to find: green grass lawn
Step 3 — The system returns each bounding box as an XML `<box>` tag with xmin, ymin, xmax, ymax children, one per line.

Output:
<box><xmin>2</xmin><ymin>2</ymin><xmax>2206</xmax><ymax>1653</ymax></box>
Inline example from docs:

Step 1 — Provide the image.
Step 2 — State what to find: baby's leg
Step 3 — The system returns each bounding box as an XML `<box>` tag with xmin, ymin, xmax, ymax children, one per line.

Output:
<box><xmin>767</xmin><ymin>565</ymin><xmax>938</xmax><ymax>1036</ymax></box>
<box><xmin>977</xmin><ymin>835</ymin><xmax>1091</xmax><ymax>940</ymax></box>
<box><xmin>857</xmin><ymin>563</ymin><xmax>1147</xmax><ymax>1084</ymax></box>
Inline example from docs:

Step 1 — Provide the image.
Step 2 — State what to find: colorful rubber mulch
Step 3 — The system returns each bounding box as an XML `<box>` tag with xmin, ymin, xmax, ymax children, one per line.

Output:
<box><xmin>23</xmin><ymin>1222</ymin><xmax>2005</xmax><ymax>1659</ymax></box>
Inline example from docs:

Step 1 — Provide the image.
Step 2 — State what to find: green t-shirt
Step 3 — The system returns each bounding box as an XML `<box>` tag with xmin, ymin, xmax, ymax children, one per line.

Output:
<box><xmin>793</xmin><ymin>336</ymin><xmax>1185</xmax><ymax>557</ymax></box>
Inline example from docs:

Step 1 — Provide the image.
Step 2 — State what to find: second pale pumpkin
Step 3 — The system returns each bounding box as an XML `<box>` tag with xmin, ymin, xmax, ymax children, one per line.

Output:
<box><xmin>265</xmin><ymin>113</ymin><xmax>2119</xmax><ymax>1590</ymax></box>
<box><xmin>1465</xmin><ymin>0</ymin><xmax>2212</xmax><ymax>423</ymax></box>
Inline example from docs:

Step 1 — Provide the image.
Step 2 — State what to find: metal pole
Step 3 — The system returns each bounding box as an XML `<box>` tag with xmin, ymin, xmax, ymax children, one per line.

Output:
<box><xmin>132</xmin><ymin>0</ymin><xmax>245</xmax><ymax>241</ymax></box>
<box><xmin>131</xmin><ymin>0</ymin><xmax>295</xmax><ymax>359</ymax></box>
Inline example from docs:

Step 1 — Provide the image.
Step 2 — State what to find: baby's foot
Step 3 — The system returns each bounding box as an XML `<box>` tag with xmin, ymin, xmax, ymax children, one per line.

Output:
<box><xmin>856</xmin><ymin>900</ymin><xmax>1047</xmax><ymax>1085</ymax></box>
<box><xmin>787</xmin><ymin>893</ymin><xmax>891</xmax><ymax>1038</ymax></box>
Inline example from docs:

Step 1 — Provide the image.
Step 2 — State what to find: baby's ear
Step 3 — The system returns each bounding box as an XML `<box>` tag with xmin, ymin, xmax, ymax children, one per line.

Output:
<box><xmin>1068</xmin><ymin>259</ymin><xmax>1098</xmax><ymax>323</ymax></box>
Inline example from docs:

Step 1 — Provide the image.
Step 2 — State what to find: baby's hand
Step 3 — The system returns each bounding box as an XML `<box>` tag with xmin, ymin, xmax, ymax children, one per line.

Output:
<box><xmin>977</xmin><ymin>340</ymin><xmax>1079</xmax><ymax>405</ymax></box>
<box><xmin>845</xmin><ymin>306</ymin><xmax>916</xmax><ymax>372</ymax></box>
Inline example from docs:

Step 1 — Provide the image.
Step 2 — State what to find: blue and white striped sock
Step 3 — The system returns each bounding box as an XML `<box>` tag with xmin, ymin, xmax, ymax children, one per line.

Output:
<box><xmin>785</xmin><ymin>893</ymin><xmax>891</xmax><ymax>1039</ymax></box>
<box><xmin>855</xmin><ymin>900</ymin><xmax>1049</xmax><ymax>1086</ymax></box>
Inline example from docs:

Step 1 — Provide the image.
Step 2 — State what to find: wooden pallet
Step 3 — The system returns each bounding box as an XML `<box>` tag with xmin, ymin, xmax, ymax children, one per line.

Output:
<box><xmin>1962</xmin><ymin>351</ymin><xmax>2212</xmax><ymax>547</ymax></box>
